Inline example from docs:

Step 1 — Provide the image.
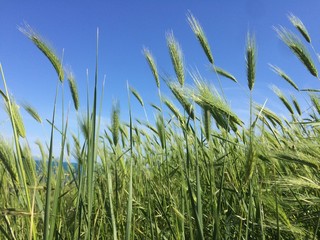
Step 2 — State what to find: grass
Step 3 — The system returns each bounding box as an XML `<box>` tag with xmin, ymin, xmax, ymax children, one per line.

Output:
<box><xmin>0</xmin><ymin>13</ymin><xmax>320</xmax><ymax>239</ymax></box>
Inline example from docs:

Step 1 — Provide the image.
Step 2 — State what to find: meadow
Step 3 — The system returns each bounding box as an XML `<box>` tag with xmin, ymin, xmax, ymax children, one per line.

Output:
<box><xmin>0</xmin><ymin>14</ymin><xmax>320</xmax><ymax>239</ymax></box>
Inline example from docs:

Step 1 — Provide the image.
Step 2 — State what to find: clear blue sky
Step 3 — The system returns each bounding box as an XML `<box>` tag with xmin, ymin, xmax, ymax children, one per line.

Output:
<box><xmin>1</xmin><ymin>1</ymin><xmax>320</xmax><ymax>156</ymax></box>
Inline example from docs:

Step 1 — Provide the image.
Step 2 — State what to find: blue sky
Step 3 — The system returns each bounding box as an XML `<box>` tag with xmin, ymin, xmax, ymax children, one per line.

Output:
<box><xmin>1</xmin><ymin>1</ymin><xmax>320</xmax><ymax>156</ymax></box>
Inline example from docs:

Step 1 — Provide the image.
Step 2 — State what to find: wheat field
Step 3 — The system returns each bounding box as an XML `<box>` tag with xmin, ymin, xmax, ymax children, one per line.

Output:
<box><xmin>0</xmin><ymin>14</ymin><xmax>319</xmax><ymax>239</ymax></box>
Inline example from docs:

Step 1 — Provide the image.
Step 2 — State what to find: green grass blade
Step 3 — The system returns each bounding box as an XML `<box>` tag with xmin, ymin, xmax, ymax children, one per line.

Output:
<box><xmin>86</xmin><ymin>28</ymin><xmax>100</xmax><ymax>240</ymax></box>
<box><xmin>43</xmin><ymin>84</ymin><xmax>58</xmax><ymax>240</ymax></box>
<box><xmin>125</xmin><ymin>82</ymin><xmax>133</xmax><ymax>240</ymax></box>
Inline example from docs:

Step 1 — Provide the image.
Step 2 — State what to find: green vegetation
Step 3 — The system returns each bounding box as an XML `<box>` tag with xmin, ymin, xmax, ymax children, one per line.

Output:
<box><xmin>0</xmin><ymin>14</ymin><xmax>320</xmax><ymax>239</ymax></box>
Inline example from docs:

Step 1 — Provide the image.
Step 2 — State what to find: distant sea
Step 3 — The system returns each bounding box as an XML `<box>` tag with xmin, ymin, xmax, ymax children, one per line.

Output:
<box><xmin>35</xmin><ymin>159</ymin><xmax>78</xmax><ymax>172</ymax></box>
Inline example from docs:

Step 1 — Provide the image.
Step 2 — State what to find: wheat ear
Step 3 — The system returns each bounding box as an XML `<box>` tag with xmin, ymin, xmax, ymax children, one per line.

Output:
<box><xmin>246</xmin><ymin>33</ymin><xmax>256</xmax><ymax>91</ymax></box>
<box><xmin>143</xmin><ymin>48</ymin><xmax>160</xmax><ymax>88</ymax></box>
<box><xmin>288</xmin><ymin>13</ymin><xmax>311</xmax><ymax>43</ymax></box>
<box><xmin>275</xmin><ymin>26</ymin><xmax>318</xmax><ymax>77</ymax></box>
<box><xmin>19</xmin><ymin>24</ymin><xmax>64</xmax><ymax>82</ymax></box>
<box><xmin>269</xmin><ymin>64</ymin><xmax>299</xmax><ymax>91</ymax></box>
<box><xmin>66</xmin><ymin>71</ymin><xmax>79</xmax><ymax>111</ymax></box>
<box><xmin>166</xmin><ymin>32</ymin><xmax>185</xmax><ymax>87</ymax></box>
<box><xmin>188</xmin><ymin>13</ymin><xmax>214</xmax><ymax>64</ymax></box>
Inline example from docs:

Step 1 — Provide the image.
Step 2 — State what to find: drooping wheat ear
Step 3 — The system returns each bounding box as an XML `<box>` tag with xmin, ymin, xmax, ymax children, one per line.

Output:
<box><xmin>151</xmin><ymin>103</ymin><xmax>161</xmax><ymax>112</ymax></box>
<box><xmin>255</xmin><ymin>104</ymin><xmax>283</xmax><ymax>127</ymax></box>
<box><xmin>192</xmin><ymin>77</ymin><xmax>243</xmax><ymax>131</ymax></box>
<box><xmin>246</xmin><ymin>33</ymin><xmax>256</xmax><ymax>91</ymax></box>
<box><xmin>301</xmin><ymin>88</ymin><xmax>320</xmax><ymax>92</ymax></box>
<box><xmin>162</xmin><ymin>97</ymin><xmax>183</xmax><ymax>122</ymax></box>
<box><xmin>19</xmin><ymin>23</ymin><xmax>64</xmax><ymax>82</ymax></box>
<box><xmin>202</xmin><ymin>107</ymin><xmax>211</xmax><ymax>141</ymax></box>
<box><xmin>144</xmin><ymin>122</ymin><xmax>158</xmax><ymax>136</ymax></box>
<box><xmin>22</xmin><ymin>103</ymin><xmax>42</xmax><ymax>123</ymax></box>
<box><xmin>155</xmin><ymin>113</ymin><xmax>166</xmax><ymax>150</ymax></box>
<box><xmin>166</xmin><ymin>32</ymin><xmax>185</xmax><ymax>87</ymax></box>
<box><xmin>278</xmin><ymin>176</ymin><xmax>320</xmax><ymax>190</ymax></box>
<box><xmin>275</xmin><ymin>26</ymin><xmax>318</xmax><ymax>77</ymax></box>
<box><xmin>269</xmin><ymin>64</ymin><xmax>299</xmax><ymax>91</ymax></box>
<box><xmin>213</xmin><ymin>66</ymin><xmax>237</xmax><ymax>83</ymax></box>
<box><xmin>272</xmin><ymin>86</ymin><xmax>294</xmax><ymax>115</ymax></box>
<box><xmin>21</xmin><ymin>144</ymin><xmax>36</xmax><ymax>183</ymax></box>
<box><xmin>119</xmin><ymin>124</ymin><xmax>128</xmax><ymax>144</ymax></box>
<box><xmin>290</xmin><ymin>94</ymin><xmax>302</xmax><ymax>116</ymax></box>
<box><xmin>275</xmin><ymin>152</ymin><xmax>319</xmax><ymax>170</ymax></box>
<box><xmin>143</xmin><ymin>47</ymin><xmax>160</xmax><ymax>88</ymax></box>
<box><xmin>188</xmin><ymin>13</ymin><xmax>214</xmax><ymax>64</ymax></box>
<box><xmin>35</xmin><ymin>140</ymin><xmax>47</xmax><ymax>161</ymax></box>
<box><xmin>71</xmin><ymin>134</ymin><xmax>82</xmax><ymax>164</ymax></box>
<box><xmin>167</xmin><ymin>81</ymin><xmax>194</xmax><ymax>119</ymax></box>
<box><xmin>111</xmin><ymin>100</ymin><xmax>120</xmax><ymax>146</ymax></box>
<box><xmin>66</xmin><ymin>71</ymin><xmax>79</xmax><ymax>111</ymax></box>
<box><xmin>310</xmin><ymin>94</ymin><xmax>320</xmax><ymax>115</ymax></box>
<box><xmin>66</xmin><ymin>141</ymin><xmax>70</xmax><ymax>156</ymax></box>
<box><xmin>5</xmin><ymin>99</ymin><xmax>26</xmax><ymax>138</ymax></box>
<box><xmin>79</xmin><ymin>114</ymin><xmax>89</xmax><ymax>140</ymax></box>
<box><xmin>130</xmin><ymin>87</ymin><xmax>144</xmax><ymax>107</ymax></box>
<box><xmin>0</xmin><ymin>138</ymin><xmax>17</xmax><ymax>181</ymax></box>
<box><xmin>288</xmin><ymin>13</ymin><xmax>311</xmax><ymax>43</ymax></box>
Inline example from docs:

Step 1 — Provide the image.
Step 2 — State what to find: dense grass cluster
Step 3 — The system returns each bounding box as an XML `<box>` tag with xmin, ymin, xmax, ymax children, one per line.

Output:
<box><xmin>0</xmin><ymin>14</ymin><xmax>320</xmax><ymax>239</ymax></box>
